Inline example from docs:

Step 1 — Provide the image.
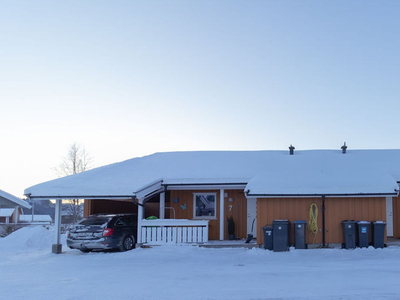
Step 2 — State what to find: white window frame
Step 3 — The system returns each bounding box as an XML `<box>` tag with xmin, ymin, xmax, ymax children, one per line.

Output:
<box><xmin>193</xmin><ymin>193</ymin><xmax>217</xmax><ymax>220</ymax></box>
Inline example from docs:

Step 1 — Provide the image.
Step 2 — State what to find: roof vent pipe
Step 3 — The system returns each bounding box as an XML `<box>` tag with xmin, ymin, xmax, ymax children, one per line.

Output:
<box><xmin>289</xmin><ymin>144</ymin><xmax>295</xmax><ymax>155</ymax></box>
<box><xmin>341</xmin><ymin>142</ymin><xmax>347</xmax><ymax>154</ymax></box>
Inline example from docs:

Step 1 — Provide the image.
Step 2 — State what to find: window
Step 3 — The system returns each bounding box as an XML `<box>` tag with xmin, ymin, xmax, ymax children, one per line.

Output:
<box><xmin>193</xmin><ymin>193</ymin><xmax>216</xmax><ymax>219</ymax></box>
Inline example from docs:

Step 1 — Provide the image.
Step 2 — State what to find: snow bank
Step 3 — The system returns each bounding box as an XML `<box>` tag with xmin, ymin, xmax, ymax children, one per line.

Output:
<box><xmin>0</xmin><ymin>226</ymin><xmax>65</xmax><ymax>252</ymax></box>
<box><xmin>2</xmin><ymin>228</ymin><xmax>400</xmax><ymax>300</ymax></box>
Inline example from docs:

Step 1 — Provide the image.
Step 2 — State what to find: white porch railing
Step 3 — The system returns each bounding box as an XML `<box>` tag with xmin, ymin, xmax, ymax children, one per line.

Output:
<box><xmin>141</xmin><ymin>219</ymin><xmax>209</xmax><ymax>245</ymax></box>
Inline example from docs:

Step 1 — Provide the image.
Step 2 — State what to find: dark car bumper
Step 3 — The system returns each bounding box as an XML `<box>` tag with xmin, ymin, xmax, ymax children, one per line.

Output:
<box><xmin>67</xmin><ymin>237</ymin><xmax>120</xmax><ymax>251</ymax></box>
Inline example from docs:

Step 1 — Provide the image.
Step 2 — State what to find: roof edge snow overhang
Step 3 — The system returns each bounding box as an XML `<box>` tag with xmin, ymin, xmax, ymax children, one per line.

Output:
<box><xmin>164</xmin><ymin>182</ymin><xmax>247</xmax><ymax>190</ymax></box>
<box><xmin>25</xmin><ymin>195</ymin><xmax>136</xmax><ymax>201</ymax></box>
<box><xmin>135</xmin><ymin>179</ymin><xmax>164</xmax><ymax>200</ymax></box>
<box><xmin>245</xmin><ymin>192</ymin><xmax>399</xmax><ymax>198</ymax></box>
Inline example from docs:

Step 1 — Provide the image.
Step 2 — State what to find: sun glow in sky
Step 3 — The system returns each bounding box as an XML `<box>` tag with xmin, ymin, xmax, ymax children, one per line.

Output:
<box><xmin>1</xmin><ymin>1</ymin><xmax>400</xmax><ymax>197</ymax></box>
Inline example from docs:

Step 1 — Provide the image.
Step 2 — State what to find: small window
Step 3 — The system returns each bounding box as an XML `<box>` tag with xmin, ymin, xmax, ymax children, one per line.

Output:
<box><xmin>193</xmin><ymin>193</ymin><xmax>216</xmax><ymax>219</ymax></box>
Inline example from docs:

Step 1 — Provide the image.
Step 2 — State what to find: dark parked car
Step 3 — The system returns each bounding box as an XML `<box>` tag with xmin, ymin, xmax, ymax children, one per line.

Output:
<box><xmin>67</xmin><ymin>214</ymin><xmax>137</xmax><ymax>252</ymax></box>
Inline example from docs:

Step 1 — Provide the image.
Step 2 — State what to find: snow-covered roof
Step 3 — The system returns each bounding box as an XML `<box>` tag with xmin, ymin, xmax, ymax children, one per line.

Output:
<box><xmin>246</xmin><ymin>171</ymin><xmax>398</xmax><ymax>196</ymax></box>
<box><xmin>0</xmin><ymin>189</ymin><xmax>32</xmax><ymax>209</ymax></box>
<box><xmin>19</xmin><ymin>215</ymin><xmax>52</xmax><ymax>222</ymax></box>
<box><xmin>0</xmin><ymin>208</ymin><xmax>15</xmax><ymax>217</ymax></box>
<box><xmin>24</xmin><ymin>149</ymin><xmax>400</xmax><ymax>199</ymax></box>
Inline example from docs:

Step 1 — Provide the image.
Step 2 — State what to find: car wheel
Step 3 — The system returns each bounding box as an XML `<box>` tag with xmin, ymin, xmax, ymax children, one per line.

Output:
<box><xmin>120</xmin><ymin>235</ymin><xmax>135</xmax><ymax>251</ymax></box>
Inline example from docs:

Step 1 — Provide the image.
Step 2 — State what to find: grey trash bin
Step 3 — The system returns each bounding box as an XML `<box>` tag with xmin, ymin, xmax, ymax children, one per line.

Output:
<box><xmin>272</xmin><ymin>220</ymin><xmax>290</xmax><ymax>252</ymax></box>
<box><xmin>293</xmin><ymin>220</ymin><xmax>307</xmax><ymax>249</ymax></box>
<box><xmin>357</xmin><ymin>221</ymin><xmax>370</xmax><ymax>248</ymax></box>
<box><xmin>262</xmin><ymin>225</ymin><xmax>273</xmax><ymax>250</ymax></box>
<box><xmin>372</xmin><ymin>221</ymin><xmax>386</xmax><ymax>248</ymax></box>
<box><xmin>342</xmin><ymin>220</ymin><xmax>357</xmax><ymax>249</ymax></box>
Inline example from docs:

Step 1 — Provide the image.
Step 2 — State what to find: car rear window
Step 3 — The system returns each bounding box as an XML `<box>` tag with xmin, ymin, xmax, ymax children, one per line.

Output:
<box><xmin>79</xmin><ymin>217</ymin><xmax>111</xmax><ymax>226</ymax></box>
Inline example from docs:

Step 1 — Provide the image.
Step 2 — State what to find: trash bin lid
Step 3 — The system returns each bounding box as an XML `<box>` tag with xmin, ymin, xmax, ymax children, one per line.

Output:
<box><xmin>373</xmin><ymin>221</ymin><xmax>386</xmax><ymax>224</ymax></box>
<box><xmin>293</xmin><ymin>220</ymin><xmax>307</xmax><ymax>224</ymax></box>
<box><xmin>342</xmin><ymin>220</ymin><xmax>356</xmax><ymax>224</ymax></box>
<box><xmin>357</xmin><ymin>221</ymin><xmax>370</xmax><ymax>224</ymax></box>
<box><xmin>272</xmin><ymin>219</ymin><xmax>289</xmax><ymax>224</ymax></box>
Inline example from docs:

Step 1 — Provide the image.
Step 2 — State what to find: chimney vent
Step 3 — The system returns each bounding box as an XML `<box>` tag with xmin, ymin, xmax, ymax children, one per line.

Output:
<box><xmin>289</xmin><ymin>144</ymin><xmax>295</xmax><ymax>155</ymax></box>
<box><xmin>341</xmin><ymin>142</ymin><xmax>347</xmax><ymax>154</ymax></box>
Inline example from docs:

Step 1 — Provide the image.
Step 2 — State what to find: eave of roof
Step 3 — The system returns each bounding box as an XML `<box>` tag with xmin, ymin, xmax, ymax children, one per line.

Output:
<box><xmin>0</xmin><ymin>189</ymin><xmax>32</xmax><ymax>209</ymax></box>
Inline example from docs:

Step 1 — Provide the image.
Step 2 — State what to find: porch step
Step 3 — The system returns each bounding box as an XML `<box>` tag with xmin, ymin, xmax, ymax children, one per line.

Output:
<box><xmin>199</xmin><ymin>239</ymin><xmax>260</xmax><ymax>249</ymax></box>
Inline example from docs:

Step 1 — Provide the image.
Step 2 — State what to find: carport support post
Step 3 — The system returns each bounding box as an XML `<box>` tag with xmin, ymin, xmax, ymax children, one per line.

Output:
<box><xmin>136</xmin><ymin>197</ymin><xmax>144</xmax><ymax>247</ymax></box>
<box><xmin>160</xmin><ymin>192</ymin><xmax>165</xmax><ymax>219</ymax></box>
<box><xmin>52</xmin><ymin>199</ymin><xmax>62</xmax><ymax>254</ymax></box>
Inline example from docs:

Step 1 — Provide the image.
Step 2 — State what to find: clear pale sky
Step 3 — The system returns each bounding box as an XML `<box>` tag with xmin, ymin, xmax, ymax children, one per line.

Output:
<box><xmin>1</xmin><ymin>1</ymin><xmax>400</xmax><ymax>197</ymax></box>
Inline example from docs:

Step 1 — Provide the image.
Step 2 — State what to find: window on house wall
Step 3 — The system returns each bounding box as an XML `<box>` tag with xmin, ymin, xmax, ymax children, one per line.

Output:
<box><xmin>193</xmin><ymin>193</ymin><xmax>216</xmax><ymax>219</ymax></box>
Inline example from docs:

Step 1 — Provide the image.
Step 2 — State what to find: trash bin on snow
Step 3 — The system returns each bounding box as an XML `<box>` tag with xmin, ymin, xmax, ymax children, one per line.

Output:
<box><xmin>342</xmin><ymin>220</ymin><xmax>357</xmax><ymax>249</ymax></box>
<box><xmin>272</xmin><ymin>220</ymin><xmax>290</xmax><ymax>252</ymax></box>
<box><xmin>293</xmin><ymin>220</ymin><xmax>307</xmax><ymax>249</ymax></box>
<box><xmin>372</xmin><ymin>221</ymin><xmax>386</xmax><ymax>248</ymax></box>
<box><xmin>262</xmin><ymin>225</ymin><xmax>273</xmax><ymax>250</ymax></box>
<box><xmin>357</xmin><ymin>221</ymin><xmax>370</xmax><ymax>248</ymax></box>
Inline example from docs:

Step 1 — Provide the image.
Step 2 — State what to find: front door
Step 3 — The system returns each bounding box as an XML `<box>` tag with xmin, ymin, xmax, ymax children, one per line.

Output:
<box><xmin>386</xmin><ymin>197</ymin><xmax>394</xmax><ymax>236</ymax></box>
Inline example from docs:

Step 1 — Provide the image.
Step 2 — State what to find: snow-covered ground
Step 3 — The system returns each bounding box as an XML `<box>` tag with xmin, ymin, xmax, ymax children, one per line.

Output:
<box><xmin>1</xmin><ymin>226</ymin><xmax>400</xmax><ymax>300</ymax></box>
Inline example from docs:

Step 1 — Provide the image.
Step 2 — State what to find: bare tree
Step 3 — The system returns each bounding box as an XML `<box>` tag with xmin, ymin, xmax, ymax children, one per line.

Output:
<box><xmin>54</xmin><ymin>143</ymin><xmax>92</xmax><ymax>176</ymax></box>
<box><xmin>54</xmin><ymin>143</ymin><xmax>93</xmax><ymax>224</ymax></box>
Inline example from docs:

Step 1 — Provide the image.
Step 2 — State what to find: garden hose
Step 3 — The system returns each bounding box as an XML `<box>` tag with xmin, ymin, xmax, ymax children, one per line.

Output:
<box><xmin>308</xmin><ymin>203</ymin><xmax>318</xmax><ymax>243</ymax></box>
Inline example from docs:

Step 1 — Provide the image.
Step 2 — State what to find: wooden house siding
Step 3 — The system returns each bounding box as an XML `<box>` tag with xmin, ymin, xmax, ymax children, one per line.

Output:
<box><xmin>84</xmin><ymin>199</ymin><xmax>138</xmax><ymax>216</ymax></box>
<box><xmin>169</xmin><ymin>190</ymin><xmax>220</xmax><ymax>240</ymax></box>
<box><xmin>223</xmin><ymin>190</ymin><xmax>247</xmax><ymax>240</ymax></box>
<box><xmin>257</xmin><ymin>196</ymin><xmax>387</xmax><ymax>246</ymax></box>
<box><xmin>257</xmin><ymin>197</ymin><xmax>323</xmax><ymax>245</ymax></box>
<box><xmin>325</xmin><ymin>197</ymin><xmax>386</xmax><ymax>244</ymax></box>
<box><xmin>169</xmin><ymin>189</ymin><xmax>248</xmax><ymax>240</ymax></box>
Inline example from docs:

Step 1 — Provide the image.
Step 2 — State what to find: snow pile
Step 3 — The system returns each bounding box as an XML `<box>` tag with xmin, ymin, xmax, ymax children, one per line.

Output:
<box><xmin>0</xmin><ymin>226</ymin><xmax>64</xmax><ymax>252</ymax></box>
<box><xmin>1</xmin><ymin>228</ymin><xmax>400</xmax><ymax>299</ymax></box>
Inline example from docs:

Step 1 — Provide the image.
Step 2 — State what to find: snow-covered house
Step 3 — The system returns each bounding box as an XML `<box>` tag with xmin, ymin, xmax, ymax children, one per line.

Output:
<box><xmin>0</xmin><ymin>189</ymin><xmax>31</xmax><ymax>224</ymax></box>
<box><xmin>24</xmin><ymin>148</ymin><xmax>400</xmax><ymax>250</ymax></box>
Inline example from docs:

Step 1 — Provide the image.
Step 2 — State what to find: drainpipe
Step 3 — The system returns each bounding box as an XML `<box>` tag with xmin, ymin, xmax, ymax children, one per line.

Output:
<box><xmin>322</xmin><ymin>195</ymin><xmax>326</xmax><ymax>247</ymax></box>
<box><xmin>219</xmin><ymin>189</ymin><xmax>224</xmax><ymax>241</ymax></box>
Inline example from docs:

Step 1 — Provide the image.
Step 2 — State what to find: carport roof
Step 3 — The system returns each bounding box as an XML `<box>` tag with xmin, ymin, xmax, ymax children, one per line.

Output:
<box><xmin>0</xmin><ymin>189</ymin><xmax>32</xmax><ymax>209</ymax></box>
<box><xmin>24</xmin><ymin>149</ymin><xmax>400</xmax><ymax>199</ymax></box>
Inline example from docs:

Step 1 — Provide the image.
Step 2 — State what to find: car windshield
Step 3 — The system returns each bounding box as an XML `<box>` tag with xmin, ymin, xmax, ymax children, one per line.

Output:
<box><xmin>79</xmin><ymin>217</ymin><xmax>111</xmax><ymax>226</ymax></box>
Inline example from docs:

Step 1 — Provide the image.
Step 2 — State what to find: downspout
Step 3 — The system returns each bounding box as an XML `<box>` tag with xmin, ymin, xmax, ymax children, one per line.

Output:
<box><xmin>322</xmin><ymin>195</ymin><xmax>326</xmax><ymax>248</ymax></box>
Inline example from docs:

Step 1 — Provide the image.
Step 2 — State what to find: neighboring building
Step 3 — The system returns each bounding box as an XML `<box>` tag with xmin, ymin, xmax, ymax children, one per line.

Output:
<box><xmin>0</xmin><ymin>189</ymin><xmax>31</xmax><ymax>223</ymax></box>
<box><xmin>19</xmin><ymin>214</ymin><xmax>52</xmax><ymax>225</ymax></box>
<box><xmin>24</xmin><ymin>148</ymin><xmax>400</xmax><ymax>247</ymax></box>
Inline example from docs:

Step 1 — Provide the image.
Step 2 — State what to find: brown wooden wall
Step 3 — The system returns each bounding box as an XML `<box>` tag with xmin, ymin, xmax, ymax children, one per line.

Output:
<box><xmin>169</xmin><ymin>189</ymin><xmax>248</xmax><ymax>240</ymax></box>
<box><xmin>257</xmin><ymin>197</ymin><xmax>323</xmax><ymax>245</ymax></box>
<box><xmin>84</xmin><ymin>199</ymin><xmax>137</xmax><ymax>216</ymax></box>
<box><xmin>223</xmin><ymin>190</ymin><xmax>247</xmax><ymax>239</ymax></box>
<box><xmin>169</xmin><ymin>190</ymin><xmax>220</xmax><ymax>240</ymax></box>
<box><xmin>325</xmin><ymin>197</ymin><xmax>386</xmax><ymax>244</ymax></box>
<box><xmin>257</xmin><ymin>196</ymin><xmax>387</xmax><ymax>246</ymax></box>
<box><xmin>84</xmin><ymin>199</ymin><xmax>160</xmax><ymax>218</ymax></box>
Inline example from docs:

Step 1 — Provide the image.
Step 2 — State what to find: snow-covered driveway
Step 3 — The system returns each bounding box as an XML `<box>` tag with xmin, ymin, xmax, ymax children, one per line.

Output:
<box><xmin>1</xmin><ymin>227</ymin><xmax>400</xmax><ymax>300</ymax></box>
